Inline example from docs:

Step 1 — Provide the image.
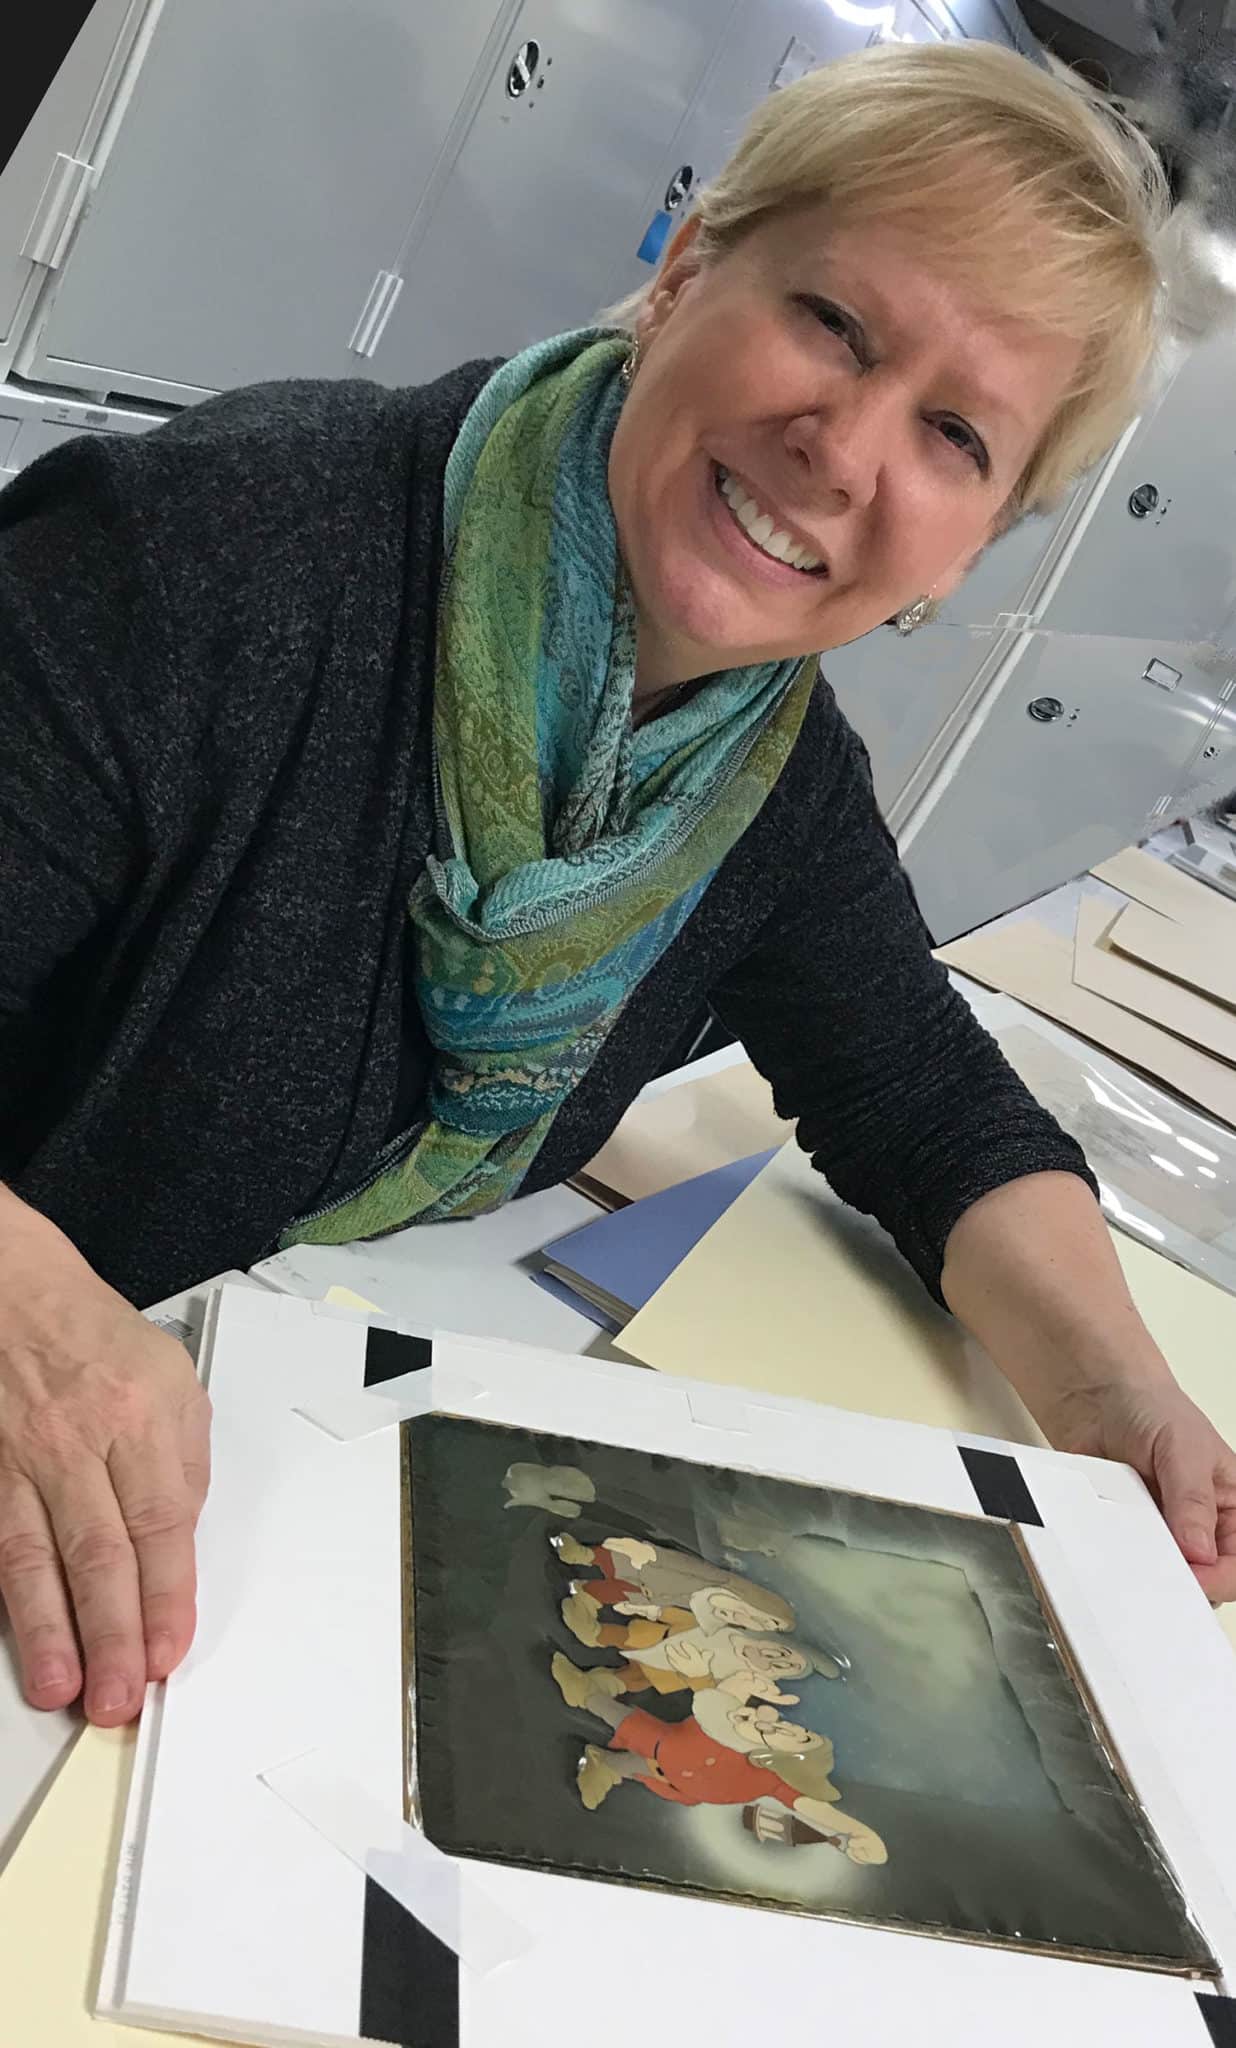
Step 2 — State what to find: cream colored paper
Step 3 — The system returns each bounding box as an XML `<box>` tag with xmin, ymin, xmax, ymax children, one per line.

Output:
<box><xmin>576</xmin><ymin>1058</ymin><xmax>792</xmax><ymax>1207</ymax></box>
<box><xmin>1071</xmin><ymin>898</ymin><xmax>1236</xmax><ymax>1066</ymax></box>
<box><xmin>1091</xmin><ymin>848</ymin><xmax>1236</xmax><ymax>939</ymax></box>
<box><xmin>621</xmin><ymin>1140</ymin><xmax>1045</xmax><ymax>1445</ymax></box>
<box><xmin>937</xmin><ymin>921</ymin><xmax>1236</xmax><ymax>1128</ymax></box>
<box><xmin>0</xmin><ymin>1725</ymin><xmax>228</xmax><ymax>2048</ymax></box>
<box><xmin>620</xmin><ymin>1141</ymin><xmax>1236</xmax><ymax>1655</ymax></box>
<box><xmin>323</xmin><ymin>1283</ymin><xmax>384</xmax><ymax>1314</ymax></box>
<box><xmin>1110</xmin><ymin>902</ymin><xmax>1236</xmax><ymax>1013</ymax></box>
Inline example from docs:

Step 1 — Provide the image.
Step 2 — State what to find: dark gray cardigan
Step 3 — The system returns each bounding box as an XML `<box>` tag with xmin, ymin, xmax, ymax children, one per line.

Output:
<box><xmin>0</xmin><ymin>366</ymin><xmax>1093</xmax><ymax>1307</ymax></box>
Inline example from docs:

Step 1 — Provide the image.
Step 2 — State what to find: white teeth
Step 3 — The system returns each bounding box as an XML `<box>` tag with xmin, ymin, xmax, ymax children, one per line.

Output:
<box><xmin>717</xmin><ymin>470</ymin><xmax>823</xmax><ymax>574</ymax></box>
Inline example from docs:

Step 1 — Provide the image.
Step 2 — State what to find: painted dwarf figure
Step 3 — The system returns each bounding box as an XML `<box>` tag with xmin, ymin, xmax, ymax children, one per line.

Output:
<box><xmin>551</xmin><ymin>1626</ymin><xmax>815</xmax><ymax>1710</ymax></box>
<box><xmin>572</xmin><ymin>1685</ymin><xmax>887</xmax><ymax>1868</ymax></box>
<box><xmin>552</xmin><ymin>1530</ymin><xmax>796</xmax><ymax>1653</ymax></box>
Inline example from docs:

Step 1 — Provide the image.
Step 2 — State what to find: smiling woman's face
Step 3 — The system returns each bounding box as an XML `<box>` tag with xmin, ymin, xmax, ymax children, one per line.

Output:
<box><xmin>607</xmin><ymin>205</ymin><xmax>1082</xmax><ymax>691</ymax></box>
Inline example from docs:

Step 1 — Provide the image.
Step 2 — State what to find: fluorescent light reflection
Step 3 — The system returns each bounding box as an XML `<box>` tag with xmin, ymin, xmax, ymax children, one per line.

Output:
<box><xmin>1175</xmin><ymin>1134</ymin><xmax>1221</xmax><ymax>1164</ymax></box>
<box><xmin>1099</xmin><ymin>1183</ymin><xmax>1166</xmax><ymax>1244</ymax></box>
<box><xmin>1149</xmin><ymin>1155</ymin><xmax>1185</xmax><ymax>1179</ymax></box>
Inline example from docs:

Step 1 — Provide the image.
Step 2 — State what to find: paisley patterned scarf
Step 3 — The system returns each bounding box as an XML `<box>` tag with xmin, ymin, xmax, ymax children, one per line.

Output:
<box><xmin>286</xmin><ymin>329</ymin><xmax>815</xmax><ymax>1245</ymax></box>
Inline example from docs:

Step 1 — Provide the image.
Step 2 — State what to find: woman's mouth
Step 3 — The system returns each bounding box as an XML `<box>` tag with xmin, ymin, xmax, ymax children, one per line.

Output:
<box><xmin>713</xmin><ymin>464</ymin><xmax>828</xmax><ymax>578</ymax></box>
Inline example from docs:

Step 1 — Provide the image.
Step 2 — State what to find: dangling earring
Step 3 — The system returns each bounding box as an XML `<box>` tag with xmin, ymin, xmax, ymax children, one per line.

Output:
<box><xmin>620</xmin><ymin>335</ymin><xmax>643</xmax><ymax>388</ymax></box>
<box><xmin>893</xmin><ymin>594</ymin><xmax>935</xmax><ymax>636</ymax></box>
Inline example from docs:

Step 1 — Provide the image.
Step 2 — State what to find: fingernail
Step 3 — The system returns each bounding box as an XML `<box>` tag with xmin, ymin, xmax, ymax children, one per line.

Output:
<box><xmin>148</xmin><ymin>1632</ymin><xmax>174</xmax><ymax>1677</ymax></box>
<box><xmin>89</xmin><ymin>1678</ymin><xmax>130</xmax><ymax>1717</ymax></box>
<box><xmin>29</xmin><ymin>1657</ymin><xmax>71</xmax><ymax>1698</ymax></box>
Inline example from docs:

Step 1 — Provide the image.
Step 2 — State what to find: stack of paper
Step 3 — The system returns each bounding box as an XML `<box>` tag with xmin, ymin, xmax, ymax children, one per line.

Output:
<box><xmin>937</xmin><ymin>848</ymin><xmax>1236</xmax><ymax>1130</ymax></box>
<box><xmin>536</xmin><ymin>1150</ymin><xmax>776</xmax><ymax>1328</ymax></box>
<box><xmin>574</xmin><ymin>1057</ymin><xmax>792</xmax><ymax>1207</ymax></box>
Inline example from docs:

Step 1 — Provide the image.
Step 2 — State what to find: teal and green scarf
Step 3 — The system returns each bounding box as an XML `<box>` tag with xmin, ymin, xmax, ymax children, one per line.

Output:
<box><xmin>286</xmin><ymin>329</ymin><xmax>814</xmax><ymax>1245</ymax></box>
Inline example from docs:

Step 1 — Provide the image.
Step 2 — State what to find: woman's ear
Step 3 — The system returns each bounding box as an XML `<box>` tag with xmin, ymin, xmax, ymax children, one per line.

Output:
<box><xmin>640</xmin><ymin>215</ymin><xmax>705</xmax><ymax>342</ymax></box>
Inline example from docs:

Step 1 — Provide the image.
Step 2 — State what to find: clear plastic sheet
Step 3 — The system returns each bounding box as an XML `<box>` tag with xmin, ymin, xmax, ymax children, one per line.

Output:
<box><xmin>961</xmin><ymin>985</ymin><xmax>1236</xmax><ymax>1299</ymax></box>
<box><xmin>403</xmin><ymin>1413</ymin><xmax>1216</xmax><ymax>1975</ymax></box>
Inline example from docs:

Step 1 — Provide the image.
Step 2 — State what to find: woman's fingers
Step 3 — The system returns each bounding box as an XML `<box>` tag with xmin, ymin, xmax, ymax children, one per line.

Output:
<box><xmin>1152</xmin><ymin>1416</ymin><xmax>1236</xmax><ymax>1604</ymax></box>
<box><xmin>1194</xmin><ymin>1502</ymin><xmax>1236</xmax><ymax>1607</ymax></box>
<box><xmin>109</xmin><ymin>1432</ymin><xmax>198</xmax><ymax>1682</ymax></box>
<box><xmin>178</xmin><ymin>1391</ymin><xmax>212</xmax><ymax>1527</ymax></box>
<box><xmin>38</xmin><ymin>1455</ymin><xmax>146</xmax><ymax>1726</ymax></box>
<box><xmin>1153</xmin><ymin>1424</ymin><xmax>1220</xmax><ymax>1568</ymax></box>
<box><xmin>2</xmin><ymin>1412</ymin><xmax>205</xmax><ymax>1719</ymax></box>
<box><xmin>0</xmin><ymin>1468</ymin><xmax>82</xmax><ymax>1709</ymax></box>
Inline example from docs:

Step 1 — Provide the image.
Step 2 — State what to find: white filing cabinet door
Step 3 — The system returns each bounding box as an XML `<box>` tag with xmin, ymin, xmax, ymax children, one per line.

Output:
<box><xmin>21</xmin><ymin>0</ymin><xmax>525</xmax><ymax>401</ymax></box>
<box><xmin>0</xmin><ymin>0</ymin><xmax>139</xmax><ymax>373</ymax></box>
<box><xmin>1033</xmin><ymin>330</ymin><xmax>1236</xmax><ymax>647</ymax></box>
<box><xmin>825</xmin><ymin>625</ymin><xmax>1005</xmax><ymax>821</ymax></box>
<box><xmin>364</xmin><ymin>0</ymin><xmax>730</xmax><ymax>389</ymax></box>
<box><xmin>902</xmin><ymin>632</ymin><xmax>1228</xmax><ymax>942</ymax></box>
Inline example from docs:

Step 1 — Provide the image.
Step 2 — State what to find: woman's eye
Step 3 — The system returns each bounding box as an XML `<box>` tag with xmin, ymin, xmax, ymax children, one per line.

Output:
<box><xmin>815</xmin><ymin>302</ymin><xmax>850</xmax><ymax>339</ymax></box>
<box><xmin>794</xmin><ymin>294</ymin><xmax>861</xmax><ymax>356</ymax></box>
<box><xmin>934</xmin><ymin>415</ymin><xmax>990</xmax><ymax>474</ymax></box>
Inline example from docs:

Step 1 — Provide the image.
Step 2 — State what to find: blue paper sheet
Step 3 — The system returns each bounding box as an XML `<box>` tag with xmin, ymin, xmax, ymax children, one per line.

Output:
<box><xmin>534</xmin><ymin>1150</ymin><xmax>777</xmax><ymax>1329</ymax></box>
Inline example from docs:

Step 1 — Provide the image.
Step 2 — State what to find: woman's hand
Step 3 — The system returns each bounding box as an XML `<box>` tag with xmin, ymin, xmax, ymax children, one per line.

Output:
<box><xmin>942</xmin><ymin>1172</ymin><xmax>1236</xmax><ymax>1601</ymax></box>
<box><xmin>1035</xmin><ymin>1375</ymin><xmax>1236</xmax><ymax>1604</ymax></box>
<box><xmin>0</xmin><ymin>1186</ymin><xmax>210</xmax><ymax>1725</ymax></box>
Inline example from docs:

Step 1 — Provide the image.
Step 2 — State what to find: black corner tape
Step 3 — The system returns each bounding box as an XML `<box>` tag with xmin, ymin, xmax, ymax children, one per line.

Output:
<box><xmin>1198</xmin><ymin>1994</ymin><xmax>1236</xmax><ymax>2046</ymax></box>
<box><xmin>359</xmin><ymin>1876</ymin><xmax>459</xmax><ymax>2048</ymax></box>
<box><xmin>364</xmin><ymin>1328</ymin><xmax>433</xmax><ymax>1388</ymax></box>
<box><xmin>959</xmin><ymin>1446</ymin><xmax>1043</xmax><ymax>1528</ymax></box>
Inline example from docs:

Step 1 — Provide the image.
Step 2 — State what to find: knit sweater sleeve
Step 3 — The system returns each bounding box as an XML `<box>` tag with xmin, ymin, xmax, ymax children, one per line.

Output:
<box><xmin>709</xmin><ymin>720</ymin><xmax>1098</xmax><ymax>1304</ymax></box>
<box><xmin>0</xmin><ymin>440</ymin><xmax>149</xmax><ymax>1167</ymax></box>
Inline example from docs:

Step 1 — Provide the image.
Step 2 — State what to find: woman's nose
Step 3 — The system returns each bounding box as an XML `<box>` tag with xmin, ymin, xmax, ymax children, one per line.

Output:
<box><xmin>784</xmin><ymin>384</ymin><xmax>892</xmax><ymax>514</ymax></box>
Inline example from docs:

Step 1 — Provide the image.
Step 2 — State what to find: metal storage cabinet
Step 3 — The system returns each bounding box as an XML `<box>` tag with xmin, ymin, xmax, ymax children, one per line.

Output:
<box><xmin>15</xmin><ymin>0</ymin><xmax>1020</xmax><ymax>406</ymax></box>
<box><xmin>1032</xmin><ymin>332</ymin><xmax>1236</xmax><ymax>649</ymax></box>
<box><xmin>15</xmin><ymin>0</ymin><xmax>817</xmax><ymax>405</ymax></box>
<box><xmin>902</xmin><ymin>633</ymin><xmax>1236</xmax><ymax>941</ymax></box>
<box><xmin>17</xmin><ymin>0</ymin><xmax>542</xmax><ymax>402</ymax></box>
<box><xmin>822</xmin><ymin>624</ymin><xmax>1009</xmax><ymax>824</ymax></box>
<box><xmin>0</xmin><ymin>0</ymin><xmax>145</xmax><ymax>378</ymax></box>
<box><xmin>896</xmin><ymin>634</ymin><xmax>1236</xmax><ymax>937</ymax></box>
<box><xmin>361</xmin><ymin>0</ymin><xmax>735</xmax><ymax>389</ymax></box>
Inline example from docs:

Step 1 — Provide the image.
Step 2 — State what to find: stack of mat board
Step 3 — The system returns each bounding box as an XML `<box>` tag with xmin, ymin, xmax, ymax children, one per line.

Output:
<box><xmin>572</xmin><ymin>1056</ymin><xmax>792</xmax><ymax>1207</ymax></box>
<box><xmin>537</xmin><ymin>1151</ymin><xmax>776</xmax><ymax>1328</ymax></box>
<box><xmin>937</xmin><ymin>848</ymin><xmax>1236</xmax><ymax>1131</ymax></box>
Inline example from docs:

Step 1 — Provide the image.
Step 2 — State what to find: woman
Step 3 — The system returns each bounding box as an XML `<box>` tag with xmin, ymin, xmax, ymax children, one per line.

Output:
<box><xmin>1</xmin><ymin>40</ymin><xmax>1233</xmax><ymax>1732</ymax></box>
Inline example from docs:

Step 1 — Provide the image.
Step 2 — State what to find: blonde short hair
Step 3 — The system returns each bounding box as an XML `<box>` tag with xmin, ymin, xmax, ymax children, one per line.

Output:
<box><xmin>609</xmin><ymin>40</ymin><xmax>1169</xmax><ymax>515</ymax></box>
